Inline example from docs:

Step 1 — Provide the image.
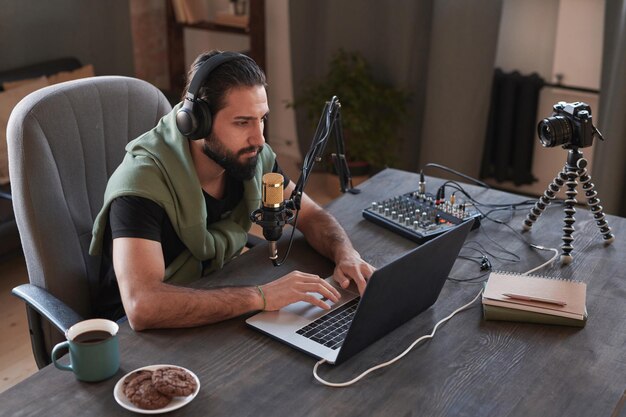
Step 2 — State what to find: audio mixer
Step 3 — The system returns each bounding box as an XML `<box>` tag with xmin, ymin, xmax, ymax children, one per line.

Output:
<box><xmin>362</xmin><ymin>190</ymin><xmax>482</xmax><ymax>244</ymax></box>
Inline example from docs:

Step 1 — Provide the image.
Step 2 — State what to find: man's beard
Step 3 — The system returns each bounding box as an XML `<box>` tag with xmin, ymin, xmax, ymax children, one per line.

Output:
<box><xmin>202</xmin><ymin>133</ymin><xmax>263</xmax><ymax>181</ymax></box>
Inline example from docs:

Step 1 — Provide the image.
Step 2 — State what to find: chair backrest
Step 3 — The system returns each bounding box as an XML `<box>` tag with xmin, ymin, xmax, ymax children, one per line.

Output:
<box><xmin>7</xmin><ymin>76</ymin><xmax>172</xmax><ymax>319</ymax></box>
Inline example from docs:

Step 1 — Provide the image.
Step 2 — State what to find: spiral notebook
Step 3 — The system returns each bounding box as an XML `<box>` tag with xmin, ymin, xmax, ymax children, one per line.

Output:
<box><xmin>482</xmin><ymin>271</ymin><xmax>587</xmax><ymax>326</ymax></box>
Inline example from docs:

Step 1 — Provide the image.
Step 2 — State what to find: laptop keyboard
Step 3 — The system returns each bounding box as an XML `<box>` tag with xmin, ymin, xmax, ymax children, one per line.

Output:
<box><xmin>296</xmin><ymin>298</ymin><xmax>360</xmax><ymax>350</ymax></box>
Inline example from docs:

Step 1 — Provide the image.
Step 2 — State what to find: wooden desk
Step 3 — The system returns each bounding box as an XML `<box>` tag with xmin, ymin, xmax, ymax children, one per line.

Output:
<box><xmin>2</xmin><ymin>169</ymin><xmax>625</xmax><ymax>416</ymax></box>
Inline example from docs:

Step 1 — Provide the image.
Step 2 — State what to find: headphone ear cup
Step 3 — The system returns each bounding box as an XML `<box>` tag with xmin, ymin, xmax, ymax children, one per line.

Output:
<box><xmin>179</xmin><ymin>52</ymin><xmax>246</xmax><ymax>139</ymax></box>
<box><xmin>176</xmin><ymin>101</ymin><xmax>198</xmax><ymax>138</ymax></box>
<box><xmin>191</xmin><ymin>99</ymin><xmax>212</xmax><ymax>140</ymax></box>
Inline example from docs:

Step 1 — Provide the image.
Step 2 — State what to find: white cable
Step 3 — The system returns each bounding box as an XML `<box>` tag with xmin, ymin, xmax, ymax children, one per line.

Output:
<box><xmin>312</xmin><ymin>289</ymin><xmax>484</xmax><ymax>387</ymax></box>
<box><xmin>312</xmin><ymin>243</ymin><xmax>557</xmax><ymax>387</ymax></box>
<box><xmin>523</xmin><ymin>244</ymin><xmax>559</xmax><ymax>275</ymax></box>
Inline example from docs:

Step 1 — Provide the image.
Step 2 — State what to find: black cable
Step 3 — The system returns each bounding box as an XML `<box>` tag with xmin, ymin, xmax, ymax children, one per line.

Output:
<box><xmin>424</xmin><ymin>163</ymin><xmax>491</xmax><ymax>189</ymax></box>
<box><xmin>442</xmin><ymin>180</ymin><xmax>562</xmax><ymax>262</ymax></box>
<box><xmin>463</xmin><ymin>239</ymin><xmax>520</xmax><ymax>263</ymax></box>
<box><xmin>421</xmin><ymin>173</ymin><xmax>558</xmax><ymax>281</ymax></box>
<box><xmin>447</xmin><ymin>269</ymin><xmax>491</xmax><ymax>283</ymax></box>
<box><xmin>272</xmin><ymin>209</ymin><xmax>301</xmax><ymax>267</ymax></box>
<box><xmin>436</xmin><ymin>181</ymin><xmax>565</xmax><ymax>238</ymax></box>
<box><xmin>409</xmin><ymin>163</ymin><xmax>565</xmax><ymax>282</ymax></box>
<box><xmin>440</xmin><ymin>180</ymin><xmax>551</xmax><ymax>210</ymax></box>
<box><xmin>461</xmin><ymin>242</ymin><xmax>519</xmax><ymax>264</ymax></box>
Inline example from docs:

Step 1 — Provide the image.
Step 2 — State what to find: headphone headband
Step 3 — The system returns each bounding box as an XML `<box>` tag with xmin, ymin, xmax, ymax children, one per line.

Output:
<box><xmin>186</xmin><ymin>51</ymin><xmax>251</xmax><ymax>101</ymax></box>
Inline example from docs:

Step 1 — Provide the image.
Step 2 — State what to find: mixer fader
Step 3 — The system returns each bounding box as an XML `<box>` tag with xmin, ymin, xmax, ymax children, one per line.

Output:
<box><xmin>362</xmin><ymin>190</ymin><xmax>481</xmax><ymax>244</ymax></box>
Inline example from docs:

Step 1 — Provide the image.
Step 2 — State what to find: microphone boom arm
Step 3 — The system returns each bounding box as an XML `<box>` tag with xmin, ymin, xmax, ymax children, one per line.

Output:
<box><xmin>287</xmin><ymin>96</ymin><xmax>359</xmax><ymax>212</ymax></box>
<box><xmin>330</xmin><ymin>110</ymin><xmax>354</xmax><ymax>194</ymax></box>
<box><xmin>252</xmin><ymin>96</ymin><xmax>359</xmax><ymax>267</ymax></box>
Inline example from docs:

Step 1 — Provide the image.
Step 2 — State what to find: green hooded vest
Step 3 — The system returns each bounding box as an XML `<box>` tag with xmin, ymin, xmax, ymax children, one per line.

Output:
<box><xmin>89</xmin><ymin>104</ymin><xmax>276</xmax><ymax>284</ymax></box>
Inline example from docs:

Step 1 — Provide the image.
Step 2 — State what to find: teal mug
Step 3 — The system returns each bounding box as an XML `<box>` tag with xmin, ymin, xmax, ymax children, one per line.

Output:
<box><xmin>51</xmin><ymin>319</ymin><xmax>120</xmax><ymax>382</ymax></box>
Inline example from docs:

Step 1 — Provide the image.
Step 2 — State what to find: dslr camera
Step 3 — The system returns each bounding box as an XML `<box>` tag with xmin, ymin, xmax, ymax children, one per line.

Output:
<box><xmin>537</xmin><ymin>101</ymin><xmax>603</xmax><ymax>149</ymax></box>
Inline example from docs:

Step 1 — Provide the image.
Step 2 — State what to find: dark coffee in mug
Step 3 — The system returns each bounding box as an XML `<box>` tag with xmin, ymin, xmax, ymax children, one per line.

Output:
<box><xmin>73</xmin><ymin>330</ymin><xmax>113</xmax><ymax>344</ymax></box>
<box><xmin>52</xmin><ymin>319</ymin><xmax>120</xmax><ymax>382</ymax></box>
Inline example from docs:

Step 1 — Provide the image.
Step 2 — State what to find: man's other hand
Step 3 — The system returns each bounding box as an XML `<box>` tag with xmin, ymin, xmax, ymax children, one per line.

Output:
<box><xmin>260</xmin><ymin>271</ymin><xmax>341</xmax><ymax>311</ymax></box>
<box><xmin>332</xmin><ymin>249</ymin><xmax>376</xmax><ymax>295</ymax></box>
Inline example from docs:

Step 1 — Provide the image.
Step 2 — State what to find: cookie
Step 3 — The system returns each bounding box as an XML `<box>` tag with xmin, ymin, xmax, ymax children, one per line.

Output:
<box><xmin>122</xmin><ymin>369</ymin><xmax>152</xmax><ymax>392</ymax></box>
<box><xmin>124</xmin><ymin>370</ymin><xmax>172</xmax><ymax>410</ymax></box>
<box><xmin>152</xmin><ymin>366</ymin><xmax>197</xmax><ymax>397</ymax></box>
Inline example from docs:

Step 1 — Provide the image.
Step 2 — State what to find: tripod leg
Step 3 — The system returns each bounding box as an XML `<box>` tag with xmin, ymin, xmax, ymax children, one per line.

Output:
<box><xmin>560</xmin><ymin>166</ymin><xmax>579</xmax><ymax>265</ymax></box>
<box><xmin>578</xmin><ymin>162</ymin><xmax>615</xmax><ymax>244</ymax></box>
<box><xmin>523</xmin><ymin>167</ymin><xmax>567</xmax><ymax>231</ymax></box>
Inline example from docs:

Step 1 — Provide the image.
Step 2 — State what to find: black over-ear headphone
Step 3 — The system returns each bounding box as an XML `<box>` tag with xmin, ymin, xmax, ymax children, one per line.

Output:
<box><xmin>176</xmin><ymin>51</ymin><xmax>251</xmax><ymax>140</ymax></box>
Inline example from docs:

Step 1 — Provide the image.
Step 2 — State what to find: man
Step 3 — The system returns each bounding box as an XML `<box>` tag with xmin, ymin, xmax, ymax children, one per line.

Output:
<box><xmin>90</xmin><ymin>50</ymin><xmax>374</xmax><ymax>331</ymax></box>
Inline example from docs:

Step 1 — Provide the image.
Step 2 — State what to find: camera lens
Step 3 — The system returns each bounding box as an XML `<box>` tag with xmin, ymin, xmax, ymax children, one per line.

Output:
<box><xmin>538</xmin><ymin>116</ymin><xmax>572</xmax><ymax>148</ymax></box>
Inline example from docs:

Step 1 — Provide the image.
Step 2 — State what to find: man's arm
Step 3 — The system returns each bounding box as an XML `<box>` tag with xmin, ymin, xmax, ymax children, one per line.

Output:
<box><xmin>113</xmin><ymin>237</ymin><xmax>341</xmax><ymax>330</ymax></box>
<box><xmin>284</xmin><ymin>181</ymin><xmax>375</xmax><ymax>294</ymax></box>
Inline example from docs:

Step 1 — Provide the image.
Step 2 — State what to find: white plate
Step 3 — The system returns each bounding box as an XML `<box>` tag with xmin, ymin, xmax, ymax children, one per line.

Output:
<box><xmin>113</xmin><ymin>364</ymin><xmax>200</xmax><ymax>414</ymax></box>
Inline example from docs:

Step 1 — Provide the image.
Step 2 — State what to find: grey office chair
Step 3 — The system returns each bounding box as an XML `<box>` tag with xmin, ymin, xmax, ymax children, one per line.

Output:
<box><xmin>7</xmin><ymin>76</ymin><xmax>172</xmax><ymax>368</ymax></box>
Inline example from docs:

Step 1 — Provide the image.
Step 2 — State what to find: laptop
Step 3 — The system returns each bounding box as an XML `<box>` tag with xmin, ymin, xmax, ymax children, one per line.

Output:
<box><xmin>246</xmin><ymin>219</ymin><xmax>474</xmax><ymax>365</ymax></box>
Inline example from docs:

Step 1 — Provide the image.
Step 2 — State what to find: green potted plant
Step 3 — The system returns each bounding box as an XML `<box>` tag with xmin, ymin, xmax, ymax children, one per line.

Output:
<box><xmin>290</xmin><ymin>49</ymin><xmax>410</xmax><ymax>175</ymax></box>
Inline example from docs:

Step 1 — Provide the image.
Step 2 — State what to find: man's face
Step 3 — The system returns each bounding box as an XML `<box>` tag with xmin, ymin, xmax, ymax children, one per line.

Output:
<box><xmin>202</xmin><ymin>85</ymin><xmax>268</xmax><ymax>180</ymax></box>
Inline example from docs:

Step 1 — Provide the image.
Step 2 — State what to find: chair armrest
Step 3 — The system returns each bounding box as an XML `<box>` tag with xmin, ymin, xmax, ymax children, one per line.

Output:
<box><xmin>12</xmin><ymin>283</ymin><xmax>83</xmax><ymax>335</ymax></box>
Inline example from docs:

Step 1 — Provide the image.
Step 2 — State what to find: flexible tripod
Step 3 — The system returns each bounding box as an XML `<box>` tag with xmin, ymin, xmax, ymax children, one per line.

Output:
<box><xmin>522</xmin><ymin>148</ymin><xmax>614</xmax><ymax>264</ymax></box>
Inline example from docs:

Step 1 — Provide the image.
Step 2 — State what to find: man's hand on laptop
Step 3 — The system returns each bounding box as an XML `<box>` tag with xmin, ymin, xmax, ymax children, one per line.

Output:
<box><xmin>332</xmin><ymin>249</ymin><xmax>376</xmax><ymax>295</ymax></box>
<box><xmin>259</xmin><ymin>271</ymin><xmax>341</xmax><ymax>311</ymax></box>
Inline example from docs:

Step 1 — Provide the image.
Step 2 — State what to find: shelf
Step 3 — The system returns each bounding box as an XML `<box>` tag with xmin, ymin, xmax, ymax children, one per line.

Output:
<box><xmin>177</xmin><ymin>20</ymin><xmax>249</xmax><ymax>35</ymax></box>
<box><xmin>166</xmin><ymin>0</ymin><xmax>265</xmax><ymax>95</ymax></box>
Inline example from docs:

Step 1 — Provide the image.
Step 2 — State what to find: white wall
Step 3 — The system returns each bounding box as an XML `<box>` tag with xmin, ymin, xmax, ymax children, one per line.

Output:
<box><xmin>490</xmin><ymin>0</ymin><xmax>605</xmax><ymax>197</ymax></box>
<box><xmin>552</xmin><ymin>0</ymin><xmax>605</xmax><ymax>89</ymax></box>
<box><xmin>265</xmin><ymin>0</ymin><xmax>301</xmax><ymax>163</ymax></box>
<box><xmin>495</xmin><ymin>0</ymin><xmax>560</xmax><ymax>80</ymax></box>
<box><xmin>495</xmin><ymin>0</ymin><xmax>604</xmax><ymax>87</ymax></box>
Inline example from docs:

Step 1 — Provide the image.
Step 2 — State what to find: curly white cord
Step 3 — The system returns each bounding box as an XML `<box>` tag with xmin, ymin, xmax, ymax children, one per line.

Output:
<box><xmin>312</xmin><ymin>244</ymin><xmax>558</xmax><ymax>387</ymax></box>
<box><xmin>312</xmin><ymin>289</ymin><xmax>483</xmax><ymax>387</ymax></box>
<box><xmin>524</xmin><ymin>244</ymin><xmax>559</xmax><ymax>275</ymax></box>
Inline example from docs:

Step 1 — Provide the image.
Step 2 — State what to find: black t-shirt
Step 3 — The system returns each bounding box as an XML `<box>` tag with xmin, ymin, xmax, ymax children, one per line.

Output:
<box><xmin>96</xmin><ymin>162</ymin><xmax>289</xmax><ymax>320</ymax></box>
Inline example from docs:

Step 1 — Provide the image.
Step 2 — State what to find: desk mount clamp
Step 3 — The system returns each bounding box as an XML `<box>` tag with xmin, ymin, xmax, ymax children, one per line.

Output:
<box><xmin>522</xmin><ymin>147</ymin><xmax>614</xmax><ymax>264</ymax></box>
